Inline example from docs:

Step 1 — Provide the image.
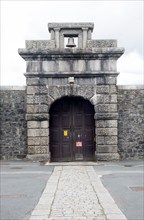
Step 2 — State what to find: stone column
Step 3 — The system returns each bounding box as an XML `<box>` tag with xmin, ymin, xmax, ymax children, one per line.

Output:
<box><xmin>55</xmin><ymin>28</ymin><xmax>60</xmax><ymax>48</ymax></box>
<box><xmin>82</xmin><ymin>28</ymin><xmax>88</xmax><ymax>48</ymax></box>
<box><xmin>87</xmin><ymin>29</ymin><xmax>92</xmax><ymax>40</ymax></box>
<box><xmin>51</xmin><ymin>30</ymin><xmax>55</xmax><ymax>40</ymax></box>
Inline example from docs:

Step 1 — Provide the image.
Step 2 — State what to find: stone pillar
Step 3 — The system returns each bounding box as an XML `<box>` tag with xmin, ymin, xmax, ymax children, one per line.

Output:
<box><xmin>55</xmin><ymin>28</ymin><xmax>60</xmax><ymax>48</ymax></box>
<box><xmin>26</xmin><ymin>82</ymin><xmax>50</xmax><ymax>161</ymax></box>
<box><xmin>82</xmin><ymin>28</ymin><xmax>88</xmax><ymax>48</ymax></box>
<box><xmin>94</xmin><ymin>82</ymin><xmax>120</xmax><ymax>160</ymax></box>
<box><xmin>51</xmin><ymin>30</ymin><xmax>55</xmax><ymax>40</ymax></box>
<box><xmin>87</xmin><ymin>29</ymin><xmax>92</xmax><ymax>40</ymax></box>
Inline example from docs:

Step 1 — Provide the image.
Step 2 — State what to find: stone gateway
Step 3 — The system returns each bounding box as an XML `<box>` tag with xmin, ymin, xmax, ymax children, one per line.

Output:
<box><xmin>0</xmin><ymin>23</ymin><xmax>143</xmax><ymax>161</ymax></box>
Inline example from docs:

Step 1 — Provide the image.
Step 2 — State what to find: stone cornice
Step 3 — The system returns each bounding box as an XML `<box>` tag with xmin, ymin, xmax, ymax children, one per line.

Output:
<box><xmin>48</xmin><ymin>23</ymin><xmax>94</xmax><ymax>31</ymax></box>
<box><xmin>24</xmin><ymin>72</ymin><xmax>119</xmax><ymax>78</ymax></box>
<box><xmin>18</xmin><ymin>48</ymin><xmax>124</xmax><ymax>61</ymax></box>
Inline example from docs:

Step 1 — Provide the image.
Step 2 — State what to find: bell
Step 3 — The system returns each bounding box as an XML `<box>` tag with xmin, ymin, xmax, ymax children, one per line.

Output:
<box><xmin>66</xmin><ymin>37</ymin><xmax>76</xmax><ymax>48</ymax></box>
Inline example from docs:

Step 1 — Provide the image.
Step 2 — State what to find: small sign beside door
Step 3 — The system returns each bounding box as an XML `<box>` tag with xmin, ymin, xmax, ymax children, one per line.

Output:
<box><xmin>76</xmin><ymin>141</ymin><xmax>82</xmax><ymax>147</ymax></box>
<box><xmin>64</xmin><ymin>130</ymin><xmax>68</xmax><ymax>136</ymax></box>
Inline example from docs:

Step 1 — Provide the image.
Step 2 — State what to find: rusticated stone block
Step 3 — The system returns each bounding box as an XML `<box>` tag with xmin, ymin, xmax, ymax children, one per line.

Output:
<box><xmin>95</xmin><ymin>95</ymin><xmax>104</xmax><ymax>104</ymax></box>
<box><xmin>105</xmin><ymin>120</ymin><xmax>117</xmax><ymax>128</ymax></box>
<box><xmin>40</xmin><ymin>129</ymin><xmax>49</xmax><ymax>136</ymax></box>
<box><xmin>28</xmin><ymin>146</ymin><xmax>35</xmax><ymax>154</ymax></box>
<box><xmin>109</xmin><ymin>85</ymin><xmax>117</xmax><ymax>94</ymax></box>
<box><xmin>96</xmin><ymin>120</ymin><xmax>105</xmax><ymax>128</ymax></box>
<box><xmin>96</xmin><ymin>153</ymin><xmax>120</xmax><ymax>161</ymax></box>
<box><xmin>27</xmin><ymin>104</ymin><xmax>48</xmax><ymax>114</ymax></box>
<box><xmin>28</xmin><ymin>137</ymin><xmax>49</xmax><ymax>146</ymax></box>
<box><xmin>96</xmin><ymin>104</ymin><xmax>117</xmax><ymax>113</ymax></box>
<box><xmin>27</xmin><ymin>86</ymin><xmax>47</xmax><ymax>95</ymax></box>
<box><xmin>27</xmin><ymin>121</ymin><xmax>41</xmax><ymax>129</ymax></box>
<box><xmin>103</xmin><ymin>95</ymin><xmax>109</xmax><ymax>103</ymax></box>
<box><xmin>96</xmin><ymin>120</ymin><xmax>117</xmax><ymax>128</ymax></box>
<box><xmin>26</xmin><ymin>40</ymin><xmax>55</xmax><ymax>49</ymax></box>
<box><xmin>96</xmin><ymin>86</ymin><xmax>109</xmax><ymax>94</ymax></box>
<box><xmin>105</xmin><ymin>136</ymin><xmax>118</xmax><ymax>145</ymax></box>
<box><xmin>41</xmin><ymin>121</ymin><xmax>49</xmax><ymax>128</ymax></box>
<box><xmin>110</xmin><ymin>94</ymin><xmax>117</xmax><ymax>103</ymax></box>
<box><xmin>26</xmin><ymin>77</ymin><xmax>48</xmax><ymax>86</ymax></box>
<box><xmin>27</xmin><ymin>121</ymin><xmax>49</xmax><ymax>129</ymax></box>
<box><xmin>28</xmin><ymin>137</ymin><xmax>41</xmax><ymax>145</ymax></box>
<box><xmin>97</xmin><ymin>128</ymin><xmax>117</xmax><ymax>136</ymax></box>
<box><xmin>27</xmin><ymin>95</ymin><xmax>48</xmax><ymax>105</ymax></box>
<box><xmin>105</xmin><ymin>77</ymin><xmax>117</xmax><ymax>85</ymax></box>
<box><xmin>96</xmin><ymin>136</ymin><xmax>105</xmax><ymax>145</ymax></box>
<box><xmin>96</xmin><ymin>77</ymin><xmax>105</xmax><ymax>85</ymax></box>
<box><xmin>94</xmin><ymin>113</ymin><xmax>118</xmax><ymax>120</ymax></box>
<box><xmin>35</xmin><ymin>146</ymin><xmax>48</xmax><ymax>154</ymax></box>
<box><xmin>78</xmin><ymin>85</ymin><xmax>95</xmax><ymax>99</ymax></box>
<box><xmin>97</xmin><ymin>145</ymin><xmax>118</xmax><ymax>153</ymax></box>
<box><xmin>28</xmin><ymin>128</ymin><xmax>49</xmax><ymax>137</ymax></box>
<box><xmin>87</xmin><ymin>40</ymin><xmax>117</xmax><ymax>48</ymax></box>
<box><xmin>48</xmin><ymin>86</ymin><xmax>61</xmax><ymax>100</ymax></box>
<box><xmin>26</xmin><ymin>113</ymin><xmax>49</xmax><ymax>121</ymax></box>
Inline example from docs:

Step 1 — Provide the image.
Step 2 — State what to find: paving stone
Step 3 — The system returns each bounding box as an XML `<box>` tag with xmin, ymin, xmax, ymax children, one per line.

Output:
<box><xmin>29</xmin><ymin>166</ymin><xmax>127</xmax><ymax>220</ymax></box>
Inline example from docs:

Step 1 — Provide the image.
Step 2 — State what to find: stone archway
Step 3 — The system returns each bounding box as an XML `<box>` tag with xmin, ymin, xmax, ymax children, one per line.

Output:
<box><xmin>49</xmin><ymin>96</ymin><xmax>95</xmax><ymax>162</ymax></box>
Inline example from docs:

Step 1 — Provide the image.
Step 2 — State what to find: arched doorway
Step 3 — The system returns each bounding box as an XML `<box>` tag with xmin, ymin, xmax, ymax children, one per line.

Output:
<box><xmin>49</xmin><ymin>96</ymin><xmax>95</xmax><ymax>162</ymax></box>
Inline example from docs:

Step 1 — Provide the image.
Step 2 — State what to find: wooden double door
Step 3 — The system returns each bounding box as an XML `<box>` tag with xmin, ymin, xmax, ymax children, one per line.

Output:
<box><xmin>49</xmin><ymin>97</ymin><xmax>95</xmax><ymax>162</ymax></box>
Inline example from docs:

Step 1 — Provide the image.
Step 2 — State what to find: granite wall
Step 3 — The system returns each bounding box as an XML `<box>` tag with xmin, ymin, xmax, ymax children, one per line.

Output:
<box><xmin>118</xmin><ymin>86</ymin><xmax>144</xmax><ymax>159</ymax></box>
<box><xmin>0</xmin><ymin>85</ymin><xmax>143</xmax><ymax>160</ymax></box>
<box><xmin>0</xmin><ymin>87</ymin><xmax>27</xmax><ymax>159</ymax></box>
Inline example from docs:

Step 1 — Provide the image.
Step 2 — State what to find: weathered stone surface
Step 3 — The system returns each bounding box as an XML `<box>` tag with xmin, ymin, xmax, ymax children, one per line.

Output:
<box><xmin>0</xmin><ymin>88</ymin><xmax>27</xmax><ymax>159</ymax></box>
<box><xmin>26</xmin><ymin>113</ymin><xmax>49</xmax><ymax>121</ymax></box>
<box><xmin>27</xmin><ymin>95</ymin><xmax>48</xmax><ymax>104</ymax></box>
<box><xmin>87</xmin><ymin>40</ymin><xmax>117</xmax><ymax>48</ymax></box>
<box><xmin>26</xmin><ymin>40</ymin><xmax>56</xmax><ymax>50</ymax></box>
<box><xmin>118</xmin><ymin>86</ymin><xmax>144</xmax><ymax>159</ymax></box>
<box><xmin>27</xmin><ymin>104</ymin><xmax>48</xmax><ymax>114</ymax></box>
<box><xmin>97</xmin><ymin>145</ymin><xmax>118</xmax><ymax>153</ymax></box>
<box><xmin>105</xmin><ymin>136</ymin><xmax>118</xmax><ymax>145</ymax></box>
<box><xmin>95</xmin><ymin>113</ymin><xmax>119</xmax><ymax>120</ymax></box>
<box><xmin>28</xmin><ymin>137</ymin><xmax>48</xmax><ymax>146</ymax></box>
<box><xmin>96</xmin><ymin>86</ymin><xmax>109</xmax><ymax>94</ymax></box>
<box><xmin>96</xmin><ymin>153</ymin><xmax>120</xmax><ymax>161</ymax></box>
<box><xmin>27</xmin><ymin>121</ymin><xmax>48</xmax><ymax>129</ymax></box>
<box><xmin>95</xmin><ymin>104</ymin><xmax>117</xmax><ymax>113</ymax></box>
<box><xmin>28</xmin><ymin>128</ymin><xmax>49</xmax><ymax>137</ymax></box>
<box><xmin>96</xmin><ymin>120</ymin><xmax>117</xmax><ymax>128</ymax></box>
<box><xmin>27</xmin><ymin>86</ymin><xmax>48</xmax><ymax>95</ymax></box>
<box><xmin>97</xmin><ymin>128</ymin><xmax>117</xmax><ymax>136</ymax></box>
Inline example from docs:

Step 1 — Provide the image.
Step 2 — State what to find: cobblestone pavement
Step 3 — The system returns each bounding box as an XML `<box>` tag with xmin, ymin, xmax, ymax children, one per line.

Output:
<box><xmin>29</xmin><ymin>166</ymin><xmax>127</xmax><ymax>220</ymax></box>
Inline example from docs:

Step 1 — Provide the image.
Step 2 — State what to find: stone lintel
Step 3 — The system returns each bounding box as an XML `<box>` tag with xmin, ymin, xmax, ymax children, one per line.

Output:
<box><xmin>48</xmin><ymin>23</ymin><xmax>94</xmax><ymax>31</ymax></box>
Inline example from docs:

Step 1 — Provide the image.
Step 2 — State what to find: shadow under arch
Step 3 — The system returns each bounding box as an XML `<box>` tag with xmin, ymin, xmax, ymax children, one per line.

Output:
<box><xmin>49</xmin><ymin>96</ymin><xmax>95</xmax><ymax>162</ymax></box>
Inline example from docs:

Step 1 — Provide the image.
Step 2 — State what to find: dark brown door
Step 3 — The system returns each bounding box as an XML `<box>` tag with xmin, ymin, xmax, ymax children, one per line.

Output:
<box><xmin>49</xmin><ymin>97</ymin><xmax>95</xmax><ymax>162</ymax></box>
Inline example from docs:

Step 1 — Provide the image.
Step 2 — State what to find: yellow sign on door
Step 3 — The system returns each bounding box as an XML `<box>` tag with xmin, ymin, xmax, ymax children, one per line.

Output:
<box><xmin>64</xmin><ymin>130</ymin><xmax>68</xmax><ymax>136</ymax></box>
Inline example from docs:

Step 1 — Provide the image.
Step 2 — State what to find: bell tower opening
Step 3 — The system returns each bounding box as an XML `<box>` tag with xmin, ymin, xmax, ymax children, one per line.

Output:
<box><xmin>65</xmin><ymin>37</ymin><xmax>78</xmax><ymax>48</ymax></box>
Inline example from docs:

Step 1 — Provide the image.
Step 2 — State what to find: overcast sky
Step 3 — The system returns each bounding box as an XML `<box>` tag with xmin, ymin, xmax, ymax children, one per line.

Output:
<box><xmin>1</xmin><ymin>0</ymin><xmax>143</xmax><ymax>86</ymax></box>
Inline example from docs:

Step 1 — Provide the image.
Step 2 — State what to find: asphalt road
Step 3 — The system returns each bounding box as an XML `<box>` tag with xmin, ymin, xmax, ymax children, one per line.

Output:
<box><xmin>1</xmin><ymin>160</ymin><xmax>144</xmax><ymax>220</ymax></box>
<box><xmin>0</xmin><ymin>161</ymin><xmax>54</xmax><ymax>220</ymax></box>
<box><xmin>93</xmin><ymin>160</ymin><xmax>144</xmax><ymax>220</ymax></box>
